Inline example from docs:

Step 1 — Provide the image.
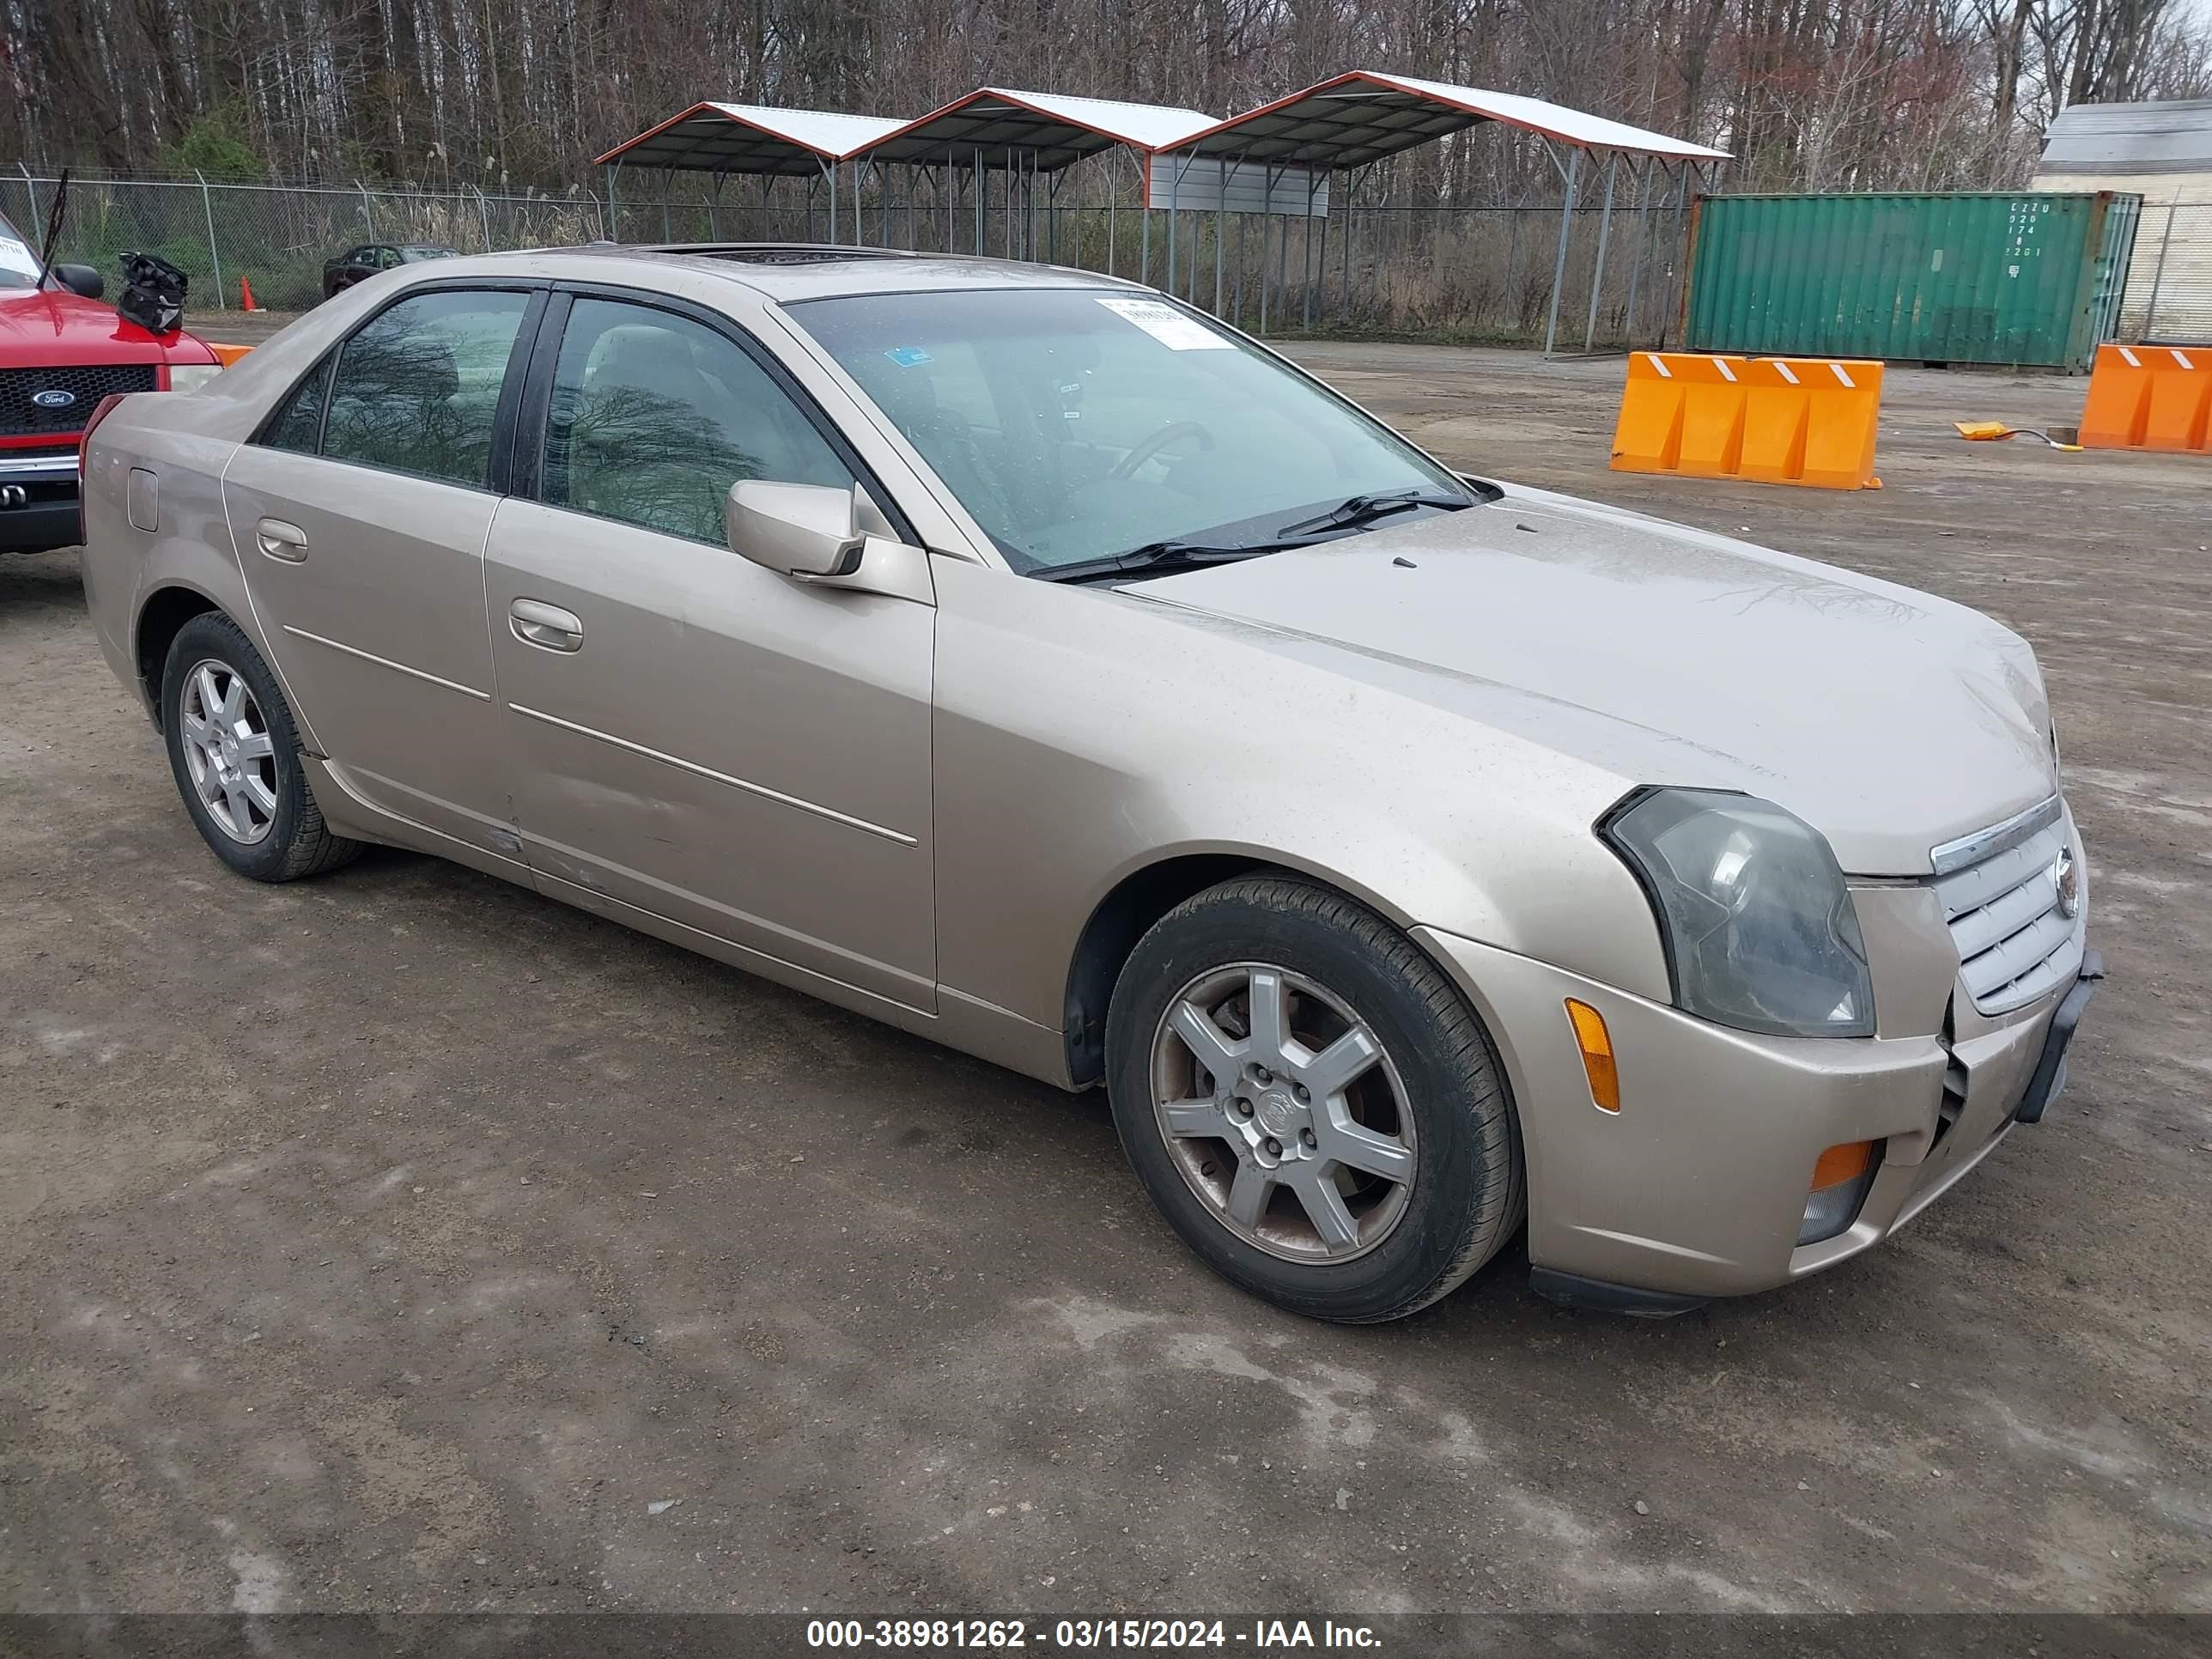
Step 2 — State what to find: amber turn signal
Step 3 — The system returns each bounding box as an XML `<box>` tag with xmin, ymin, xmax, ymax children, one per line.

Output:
<box><xmin>1810</xmin><ymin>1139</ymin><xmax>1875</xmax><ymax>1191</ymax></box>
<box><xmin>1564</xmin><ymin>998</ymin><xmax>1620</xmax><ymax>1113</ymax></box>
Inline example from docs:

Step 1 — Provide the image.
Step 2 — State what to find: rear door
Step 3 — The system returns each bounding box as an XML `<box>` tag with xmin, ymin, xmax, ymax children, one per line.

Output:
<box><xmin>222</xmin><ymin>281</ymin><xmax>544</xmax><ymax>855</ymax></box>
<box><xmin>482</xmin><ymin>289</ymin><xmax>937</xmax><ymax>1012</ymax></box>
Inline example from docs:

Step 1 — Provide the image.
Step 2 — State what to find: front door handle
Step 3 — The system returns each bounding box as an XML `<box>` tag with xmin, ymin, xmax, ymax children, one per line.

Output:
<box><xmin>509</xmin><ymin>598</ymin><xmax>583</xmax><ymax>653</ymax></box>
<box><xmin>256</xmin><ymin>518</ymin><xmax>308</xmax><ymax>562</ymax></box>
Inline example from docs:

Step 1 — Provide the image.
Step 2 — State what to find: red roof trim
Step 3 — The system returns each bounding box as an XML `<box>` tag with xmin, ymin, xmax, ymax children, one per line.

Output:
<box><xmin>593</xmin><ymin>101</ymin><xmax>864</xmax><ymax>167</ymax></box>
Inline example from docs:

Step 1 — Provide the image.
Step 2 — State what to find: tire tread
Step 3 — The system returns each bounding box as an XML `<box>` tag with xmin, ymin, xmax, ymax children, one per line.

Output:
<box><xmin>1112</xmin><ymin>872</ymin><xmax>1525</xmax><ymax>1322</ymax></box>
<box><xmin>163</xmin><ymin>612</ymin><xmax>365</xmax><ymax>883</ymax></box>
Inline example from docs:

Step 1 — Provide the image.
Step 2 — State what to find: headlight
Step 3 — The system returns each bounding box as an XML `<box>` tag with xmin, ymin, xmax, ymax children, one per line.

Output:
<box><xmin>167</xmin><ymin>362</ymin><xmax>223</xmax><ymax>392</ymax></box>
<box><xmin>1602</xmin><ymin>788</ymin><xmax>1875</xmax><ymax>1039</ymax></box>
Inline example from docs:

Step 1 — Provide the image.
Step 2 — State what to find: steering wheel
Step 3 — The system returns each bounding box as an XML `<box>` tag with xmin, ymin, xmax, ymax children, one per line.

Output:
<box><xmin>1109</xmin><ymin>420</ymin><xmax>1215</xmax><ymax>482</ymax></box>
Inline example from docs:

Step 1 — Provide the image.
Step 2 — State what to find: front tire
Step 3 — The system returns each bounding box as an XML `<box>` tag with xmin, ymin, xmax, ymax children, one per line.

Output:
<box><xmin>161</xmin><ymin>612</ymin><xmax>362</xmax><ymax>882</ymax></box>
<box><xmin>1105</xmin><ymin>875</ymin><xmax>1523</xmax><ymax>1322</ymax></box>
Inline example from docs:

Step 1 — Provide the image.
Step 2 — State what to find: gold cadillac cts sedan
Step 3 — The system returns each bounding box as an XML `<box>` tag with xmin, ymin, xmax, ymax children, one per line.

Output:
<box><xmin>77</xmin><ymin>246</ymin><xmax>2100</xmax><ymax>1322</ymax></box>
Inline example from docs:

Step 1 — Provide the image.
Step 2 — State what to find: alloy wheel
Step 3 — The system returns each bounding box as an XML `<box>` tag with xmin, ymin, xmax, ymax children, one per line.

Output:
<box><xmin>178</xmin><ymin>658</ymin><xmax>278</xmax><ymax>844</ymax></box>
<box><xmin>1148</xmin><ymin>961</ymin><xmax>1416</xmax><ymax>1263</ymax></box>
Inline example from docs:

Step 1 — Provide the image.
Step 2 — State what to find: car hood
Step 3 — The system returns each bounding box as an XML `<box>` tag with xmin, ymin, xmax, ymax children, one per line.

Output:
<box><xmin>0</xmin><ymin>287</ymin><xmax>212</xmax><ymax>362</ymax></box>
<box><xmin>1125</xmin><ymin>483</ymin><xmax>2055</xmax><ymax>876</ymax></box>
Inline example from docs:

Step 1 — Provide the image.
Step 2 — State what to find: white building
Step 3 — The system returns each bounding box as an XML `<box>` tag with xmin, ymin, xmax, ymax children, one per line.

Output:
<box><xmin>2036</xmin><ymin>97</ymin><xmax>2211</xmax><ymax>343</ymax></box>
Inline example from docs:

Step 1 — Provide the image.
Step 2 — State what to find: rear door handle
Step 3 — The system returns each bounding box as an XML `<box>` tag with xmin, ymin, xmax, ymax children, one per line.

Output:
<box><xmin>509</xmin><ymin>598</ymin><xmax>583</xmax><ymax>653</ymax></box>
<box><xmin>256</xmin><ymin>518</ymin><xmax>308</xmax><ymax>562</ymax></box>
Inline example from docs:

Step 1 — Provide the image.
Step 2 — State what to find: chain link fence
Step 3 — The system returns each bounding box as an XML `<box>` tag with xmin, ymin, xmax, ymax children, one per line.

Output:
<box><xmin>3</xmin><ymin>167</ymin><xmax>1697</xmax><ymax>349</ymax></box>
<box><xmin>1</xmin><ymin>172</ymin><xmax>613</xmax><ymax>313</ymax></box>
<box><xmin>2123</xmin><ymin>201</ymin><xmax>2212</xmax><ymax>345</ymax></box>
<box><xmin>607</xmin><ymin>160</ymin><xmax>1698</xmax><ymax>349</ymax></box>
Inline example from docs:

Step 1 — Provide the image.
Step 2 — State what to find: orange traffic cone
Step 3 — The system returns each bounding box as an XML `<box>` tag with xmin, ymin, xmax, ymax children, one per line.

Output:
<box><xmin>239</xmin><ymin>275</ymin><xmax>259</xmax><ymax>311</ymax></box>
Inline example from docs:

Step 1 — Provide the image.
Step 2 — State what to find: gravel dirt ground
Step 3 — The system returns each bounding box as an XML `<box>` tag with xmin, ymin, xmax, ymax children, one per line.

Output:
<box><xmin>3</xmin><ymin>334</ymin><xmax>2208</xmax><ymax>1623</ymax></box>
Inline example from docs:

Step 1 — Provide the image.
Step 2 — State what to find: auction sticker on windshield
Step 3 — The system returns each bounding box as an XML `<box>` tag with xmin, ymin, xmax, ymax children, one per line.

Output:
<box><xmin>0</xmin><ymin>229</ymin><xmax>39</xmax><ymax>283</ymax></box>
<box><xmin>1095</xmin><ymin>295</ymin><xmax>1234</xmax><ymax>350</ymax></box>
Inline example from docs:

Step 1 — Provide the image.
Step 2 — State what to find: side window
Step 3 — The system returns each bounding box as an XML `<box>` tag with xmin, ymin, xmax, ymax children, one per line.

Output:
<box><xmin>378</xmin><ymin>247</ymin><xmax>404</xmax><ymax>270</ymax></box>
<box><xmin>542</xmin><ymin>297</ymin><xmax>854</xmax><ymax>544</ymax></box>
<box><xmin>260</xmin><ymin>356</ymin><xmax>333</xmax><ymax>454</ymax></box>
<box><xmin>319</xmin><ymin>289</ymin><xmax>531</xmax><ymax>489</ymax></box>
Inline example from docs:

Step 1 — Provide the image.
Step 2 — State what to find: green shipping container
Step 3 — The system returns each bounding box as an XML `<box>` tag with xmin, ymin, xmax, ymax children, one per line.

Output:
<box><xmin>1682</xmin><ymin>191</ymin><xmax>2142</xmax><ymax>372</ymax></box>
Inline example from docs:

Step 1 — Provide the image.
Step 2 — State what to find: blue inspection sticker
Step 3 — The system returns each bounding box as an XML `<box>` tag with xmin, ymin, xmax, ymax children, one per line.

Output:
<box><xmin>884</xmin><ymin>346</ymin><xmax>933</xmax><ymax>368</ymax></box>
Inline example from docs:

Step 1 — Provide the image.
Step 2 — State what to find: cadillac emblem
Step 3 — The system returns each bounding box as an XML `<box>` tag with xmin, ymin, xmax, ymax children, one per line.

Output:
<box><xmin>2052</xmin><ymin>847</ymin><xmax>2081</xmax><ymax>920</ymax></box>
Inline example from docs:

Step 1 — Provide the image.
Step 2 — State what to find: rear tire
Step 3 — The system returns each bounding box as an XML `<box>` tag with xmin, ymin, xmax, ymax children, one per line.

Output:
<box><xmin>1105</xmin><ymin>874</ymin><xmax>1523</xmax><ymax>1323</ymax></box>
<box><xmin>161</xmin><ymin>611</ymin><xmax>363</xmax><ymax>883</ymax></box>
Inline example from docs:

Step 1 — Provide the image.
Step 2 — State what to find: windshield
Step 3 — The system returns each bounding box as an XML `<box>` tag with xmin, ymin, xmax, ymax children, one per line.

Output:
<box><xmin>0</xmin><ymin>210</ymin><xmax>39</xmax><ymax>289</ymax></box>
<box><xmin>787</xmin><ymin>287</ymin><xmax>1468</xmax><ymax>573</ymax></box>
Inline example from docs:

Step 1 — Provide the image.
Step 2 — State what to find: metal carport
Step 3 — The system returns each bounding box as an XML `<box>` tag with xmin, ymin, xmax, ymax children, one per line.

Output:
<box><xmin>1155</xmin><ymin>70</ymin><xmax>1731</xmax><ymax>350</ymax></box>
<box><xmin>592</xmin><ymin>102</ymin><xmax>910</xmax><ymax>246</ymax></box>
<box><xmin>849</xmin><ymin>88</ymin><xmax>1218</xmax><ymax>274</ymax></box>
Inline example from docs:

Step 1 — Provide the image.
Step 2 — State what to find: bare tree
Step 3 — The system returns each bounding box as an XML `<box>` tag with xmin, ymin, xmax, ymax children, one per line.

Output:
<box><xmin>3</xmin><ymin>0</ymin><xmax>2208</xmax><ymax>188</ymax></box>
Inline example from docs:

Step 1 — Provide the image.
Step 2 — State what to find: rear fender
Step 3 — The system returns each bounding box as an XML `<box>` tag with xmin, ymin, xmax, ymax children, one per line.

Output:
<box><xmin>80</xmin><ymin>399</ymin><xmax>307</xmax><ymax>743</ymax></box>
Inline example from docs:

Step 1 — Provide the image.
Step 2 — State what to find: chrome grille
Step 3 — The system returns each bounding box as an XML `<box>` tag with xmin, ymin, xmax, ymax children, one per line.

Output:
<box><xmin>1930</xmin><ymin>805</ymin><xmax>2082</xmax><ymax>1015</ymax></box>
<box><xmin>0</xmin><ymin>364</ymin><xmax>158</xmax><ymax>437</ymax></box>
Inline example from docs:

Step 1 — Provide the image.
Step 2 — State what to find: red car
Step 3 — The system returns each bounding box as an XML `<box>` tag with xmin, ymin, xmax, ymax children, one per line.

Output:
<box><xmin>3</xmin><ymin>208</ymin><xmax>223</xmax><ymax>555</ymax></box>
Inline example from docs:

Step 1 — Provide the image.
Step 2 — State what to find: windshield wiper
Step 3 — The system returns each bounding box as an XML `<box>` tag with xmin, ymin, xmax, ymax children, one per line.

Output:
<box><xmin>1275</xmin><ymin>488</ymin><xmax>1474</xmax><ymax>538</ymax></box>
<box><xmin>1036</xmin><ymin>538</ymin><xmax>1317</xmax><ymax>586</ymax></box>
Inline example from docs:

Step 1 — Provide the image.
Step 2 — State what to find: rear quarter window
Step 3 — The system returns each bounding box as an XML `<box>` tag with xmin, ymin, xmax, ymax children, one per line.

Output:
<box><xmin>259</xmin><ymin>357</ymin><xmax>333</xmax><ymax>454</ymax></box>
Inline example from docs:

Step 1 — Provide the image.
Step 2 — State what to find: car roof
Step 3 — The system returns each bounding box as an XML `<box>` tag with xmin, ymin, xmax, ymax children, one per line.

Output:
<box><xmin>399</xmin><ymin>243</ymin><xmax>1143</xmax><ymax>304</ymax></box>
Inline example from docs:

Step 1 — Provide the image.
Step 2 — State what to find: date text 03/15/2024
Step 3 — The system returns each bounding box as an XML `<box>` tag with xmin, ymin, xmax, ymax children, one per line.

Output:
<box><xmin>804</xmin><ymin>1619</ymin><xmax>1382</xmax><ymax>1650</ymax></box>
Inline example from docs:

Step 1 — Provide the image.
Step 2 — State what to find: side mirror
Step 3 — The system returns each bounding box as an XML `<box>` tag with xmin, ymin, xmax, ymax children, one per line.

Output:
<box><xmin>52</xmin><ymin>263</ymin><xmax>104</xmax><ymax>300</ymax></box>
<box><xmin>725</xmin><ymin>479</ymin><xmax>864</xmax><ymax>579</ymax></box>
<box><xmin>724</xmin><ymin>478</ymin><xmax>935</xmax><ymax>605</ymax></box>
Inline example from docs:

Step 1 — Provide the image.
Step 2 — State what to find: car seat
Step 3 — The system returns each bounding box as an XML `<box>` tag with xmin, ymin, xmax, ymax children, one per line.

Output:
<box><xmin>559</xmin><ymin>324</ymin><xmax>818</xmax><ymax>541</ymax></box>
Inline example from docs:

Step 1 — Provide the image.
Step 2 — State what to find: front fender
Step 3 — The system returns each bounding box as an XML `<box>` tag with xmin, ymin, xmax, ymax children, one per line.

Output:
<box><xmin>929</xmin><ymin>559</ymin><xmax>1669</xmax><ymax>1037</ymax></box>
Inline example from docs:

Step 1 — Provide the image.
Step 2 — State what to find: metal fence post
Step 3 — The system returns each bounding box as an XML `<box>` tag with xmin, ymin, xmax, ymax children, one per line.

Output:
<box><xmin>1213</xmin><ymin>168</ymin><xmax>1227</xmax><ymax>317</ymax></box>
<box><xmin>1542</xmin><ymin>147</ymin><xmax>1581</xmax><ymax>358</ymax></box>
<box><xmin>474</xmin><ymin>185</ymin><xmax>492</xmax><ymax>251</ymax></box>
<box><xmin>1620</xmin><ymin>159</ymin><xmax>1651</xmax><ymax>345</ymax></box>
<box><xmin>1581</xmin><ymin>152</ymin><xmax>1619</xmax><ymax>352</ymax></box>
<box><xmin>1661</xmin><ymin>162</ymin><xmax>1692</xmax><ymax>350</ymax></box>
<box><xmin>358</xmin><ymin>181</ymin><xmax>374</xmax><ymax>238</ymax></box>
<box><xmin>196</xmin><ymin>172</ymin><xmax>227</xmax><ymax>308</ymax></box>
<box><xmin>2142</xmin><ymin>200</ymin><xmax>2177</xmax><ymax>342</ymax></box>
<box><xmin>18</xmin><ymin>162</ymin><xmax>38</xmax><ymax>237</ymax></box>
<box><xmin>1340</xmin><ymin>163</ymin><xmax>1354</xmax><ymax>320</ymax></box>
<box><xmin>1297</xmin><ymin>198</ymin><xmax>1309</xmax><ymax>323</ymax></box>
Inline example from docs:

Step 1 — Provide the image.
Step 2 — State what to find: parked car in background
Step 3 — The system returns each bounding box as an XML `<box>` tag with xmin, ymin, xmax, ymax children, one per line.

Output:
<box><xmin>321</xmin><ymin>243</ymin><xmax>459</xmax><ymax>299</ymax></box>
<box><xmin>1</xmin><ymin>208</ymin><xmax>223</xmax><ymax>556</ymax></box>
<box><xmin>76</xmin><ymin>246</ymin><xmax>2098</xmax><ymax>1322</ymax></box>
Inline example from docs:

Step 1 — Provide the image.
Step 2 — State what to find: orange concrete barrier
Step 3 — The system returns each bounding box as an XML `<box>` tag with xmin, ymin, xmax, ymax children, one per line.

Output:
<box><xmin>2079</xmin><ymin>343</ymin><xmax>2210</xmax><ymax>456</ymax></box>
<box><xmin>1610</xmin><ymin>353</ymin><xmax>1884</xmax><ymax>490</ymax></box>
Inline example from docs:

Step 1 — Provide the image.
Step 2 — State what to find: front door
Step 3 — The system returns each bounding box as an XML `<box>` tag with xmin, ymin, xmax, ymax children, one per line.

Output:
<box><xmin>483</xmin><ymin>291</ymin><xmax>937</xmax><ymax>1012</ymax></box>
<box><xmin>222</xmin><ymin>283</ymin><xmax>541</xmax><ymax>854</ymax></box>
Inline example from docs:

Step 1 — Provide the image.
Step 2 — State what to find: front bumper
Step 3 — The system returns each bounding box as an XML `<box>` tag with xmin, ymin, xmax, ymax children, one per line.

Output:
<box><xmin>1414</xmin><ymin>925</ymin><xmax>2100</xmax><ymax>1302</ymax></box>
<box><xmin>0</xmin><ymin>449</ymin><xmax>82</xmax><ymax>554</ymax></box>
